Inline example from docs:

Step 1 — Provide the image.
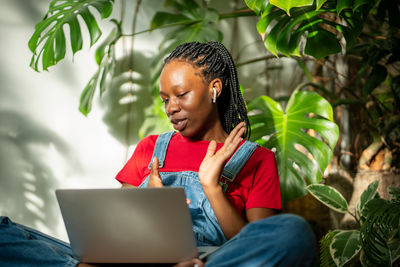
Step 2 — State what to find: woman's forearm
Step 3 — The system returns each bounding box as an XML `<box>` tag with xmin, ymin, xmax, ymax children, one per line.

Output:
<box><xmin>203</xmin><ymin>185</ymin><xmax>246</xmax><ymax>240</ymax></box>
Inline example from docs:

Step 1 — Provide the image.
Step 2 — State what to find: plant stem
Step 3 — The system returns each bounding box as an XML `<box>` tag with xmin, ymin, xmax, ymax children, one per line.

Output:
<box><xmin>296</xmin><ymin>82</ymin><xmax>336</xmax><ymax>99</ymax></box>
<box><xmin>331</xmin><ymin>98</ymin><xmax>364</xmax><ymax>107</ymax></box>
<box><xmin>236</xmin><ymin>54</ymin><xmax>282</xmax><ymax>67</ymax></box>
<box><xmin>124</xmin><ymin>0</ymin><xmax>141</xmax><ymax>160</ymax></box>
<box><xmin>123</xmin><ymin>9</ymin><xmax>256</xmax><ymax>37</ymax></box>
<box><xmin>219</xmin><ymin>9</ymin><xmax>256</xmax><ymax>19</ymax></box>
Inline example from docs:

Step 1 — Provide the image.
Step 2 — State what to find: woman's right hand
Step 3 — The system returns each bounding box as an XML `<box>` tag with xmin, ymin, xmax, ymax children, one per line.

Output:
<box><xmin>148</xmin><ymin>157</ymin><xmax>163</xmax><ymax>187</ymax></box>
<box><xmin>149</xmin><ymin>156</ymin><xmax>191</xmax><ymax>205</ymax></box>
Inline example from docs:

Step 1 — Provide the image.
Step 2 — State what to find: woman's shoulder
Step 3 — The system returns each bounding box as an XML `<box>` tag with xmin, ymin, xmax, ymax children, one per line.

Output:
<box><xmin>137</xmin><ymin>132</ymin><xmax>177</xmax><ymax>150</ymax></box>
<box><xmin>135</xmin><ymin>134</ymin><xmax>159</xmax><ymax>152</ymax></box>
<box><xmin>245</xmin><ymin>141</ymin><xmax>276</xmax><ymax>162</ymax></box>
<box><xmin>139</xmin><ymin>134</ymin><xmax>159</xmax><ymax>144</ymax></box>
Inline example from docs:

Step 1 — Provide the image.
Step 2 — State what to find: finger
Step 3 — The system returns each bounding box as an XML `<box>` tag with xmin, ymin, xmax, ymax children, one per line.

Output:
<box><xmin>192</xmin><ymin>259</ymin><xmax>204</xmax><ymax>267</ymax></box>
<box><xmin>220</xmin><ymin>124</ymin><xmax>245</xmax><ymax>158</ymax></box>
<box><xmin>173</xmin><ymin>258</ymin><xmax>204</xmax><ymax>267</ymax></box>
<box><xmin>225</xmin><ymin>121</ymin><xmax>245</xmax><ymax>144</ymax></box>
<box><xmin>150</xmin><ymin>157</ymin><xmax>160</xmax><ymax>177</ymax></box>
<box><xmin>230</xmin><ymin>126</ymin><xmax>245</xmax><ymax>146</ymax></box>
<box><xmin>186</xmin><ymin>198</ymin><xmax>191</xmax><ymax>205</ymax></box>
<box><xmin>205</xmin><ymin>140</ymin><xmax>217</xmax><ymax>159</ymax></box>
<box><xmin>150</xmin><ymin>157</ymin><xmax>163</xmax><ymax>187</ymax></box>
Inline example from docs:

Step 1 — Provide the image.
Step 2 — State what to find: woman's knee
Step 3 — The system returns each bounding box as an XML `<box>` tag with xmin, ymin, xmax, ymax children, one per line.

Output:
<box><xmin>244</xmin><ymin>214</ymin><xmax>316</xmax><ymax>251</ymax></box>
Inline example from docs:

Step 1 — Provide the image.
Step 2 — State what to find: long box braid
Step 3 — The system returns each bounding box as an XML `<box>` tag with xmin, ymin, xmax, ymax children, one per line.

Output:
<box><xmin>164</xmin><ymin>41</ymin><xmax>251</xmax><ymax>139</ymax></box>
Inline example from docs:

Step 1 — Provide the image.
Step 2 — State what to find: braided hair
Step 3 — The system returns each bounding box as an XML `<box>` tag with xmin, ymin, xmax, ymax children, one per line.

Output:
<box><xmin>164</xmin><ymin>41</ymin><xmax>251</xmax><ymax>139</ymax></box>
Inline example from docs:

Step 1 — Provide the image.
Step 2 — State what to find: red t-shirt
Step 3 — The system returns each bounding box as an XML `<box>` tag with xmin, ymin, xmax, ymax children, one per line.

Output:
<box><xmin>116</xmin><ymin>133</ymin><xmax>281</xmax><ymax>217</ymax></box>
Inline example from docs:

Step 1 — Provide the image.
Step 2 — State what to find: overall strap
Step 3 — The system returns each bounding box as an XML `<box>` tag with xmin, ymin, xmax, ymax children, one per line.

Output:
<box><xmin>220</xmin><ymin>141</ymin><xmax>258</xmax><ymax>192</ymax></box>
<box><xmin>148</xmin><ymin>131</ymin><xmax>175</xmax><ymax>169</ymax></box>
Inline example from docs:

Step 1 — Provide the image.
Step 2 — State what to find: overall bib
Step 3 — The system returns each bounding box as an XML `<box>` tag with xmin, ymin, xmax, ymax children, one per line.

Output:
<box><xmin>138</xmin><ymin>131</ymin><xmax>258</xmax><ymax>247</ymax></box>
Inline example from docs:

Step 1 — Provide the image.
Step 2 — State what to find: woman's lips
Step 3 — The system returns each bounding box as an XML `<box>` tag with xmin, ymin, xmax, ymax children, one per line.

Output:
<box><xmin>172</xmin><ymin>119</ymin><xmax>187</xmax><ymax>131</ymax></box>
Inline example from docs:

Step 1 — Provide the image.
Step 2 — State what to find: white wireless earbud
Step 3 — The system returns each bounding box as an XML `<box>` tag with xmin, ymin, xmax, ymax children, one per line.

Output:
<box><xmin>212</xmin><ymin>88</ymin><xmax>217</xmax><ymax>103</ymax></box>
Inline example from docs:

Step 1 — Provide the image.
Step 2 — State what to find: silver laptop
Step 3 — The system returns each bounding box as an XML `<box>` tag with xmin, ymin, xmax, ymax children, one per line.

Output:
<box><xmin>56</xmin><ymin>187</ymin><xmax>216</xmax><ymax>264</ymax></box>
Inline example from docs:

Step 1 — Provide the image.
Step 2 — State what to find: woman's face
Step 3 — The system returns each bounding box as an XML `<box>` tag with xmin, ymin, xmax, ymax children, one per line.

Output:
<box><xmin>159</xmin><ymin>60</ymin><xmax>221</xmax><ymax>140</ymax></box>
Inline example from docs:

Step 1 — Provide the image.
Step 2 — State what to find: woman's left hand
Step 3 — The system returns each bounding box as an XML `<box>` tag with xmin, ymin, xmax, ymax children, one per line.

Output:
<box><xmin>199</xmin><ymin>122</ymin><xmax>245</xmax><ymax>190</ymax></box>
<box><xmin>173</xmin><ymin>258</ymin><xmax>204</xmax><ymax>267</ymax></box>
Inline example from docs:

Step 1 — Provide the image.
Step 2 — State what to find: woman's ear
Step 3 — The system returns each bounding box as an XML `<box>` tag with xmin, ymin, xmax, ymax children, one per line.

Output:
<box><xmin>208</xmin><ymin>78</ymin><xmax>222</xmax><ymax>100</ymax></box>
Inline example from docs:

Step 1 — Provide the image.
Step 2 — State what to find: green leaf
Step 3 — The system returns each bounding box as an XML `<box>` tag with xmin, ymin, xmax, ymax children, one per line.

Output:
<box><xmin>79</xmin><ymin>70</ymin><xmax>100</xmax><ymax>116</ymax></box>
<box><xmin>276</xmin><ymin>9</ymin><xmax>326</xmax><ymax>57</ymax></box>
<box><xmin>360</xmin><ymin>198</ymin><xmax>400</xmax><ymax>266</ymax></box>
<box><xmin>244</xmin><ymin>0</ymin><xmax>270</xmax><ymax>16</ymax></box>
<box><xmin>270</xmin><ymin>0</ymin><xmax>314</xmax><ymax>15</ymax></box>
<box><xmin>320</xmin><ymin>230</ymin><xmax>340</xmax><ymax>267</ymax></box>
<box><xmin>149</xmin><ymin>0</ymin><xmax>222</xmax><ymax>103</ymax></box>
<box><xmin>391</xmin><ymin>75</ymin><xmax>400</xmax><ymax>107</ymax></box>
<box><xmin>336</xmin><ymin>0</ymin><xmax>352</xmax><ymax>14</ymax></box>
<box><xmin>79</xmin><ymin>7</ymin><xmax>102</xmax><ymax>46</ymax></box>
<box><xmin>28</xmin><ymin>0</ymin><xmax>114</xmax><ymax>71</ymax></box>
<box><xmin>362</xmin><ymin>64</ymin><xmax>387</xmax><ymax>97</ymax></box>
<box><xmin>388</xmin><ymin>186</ymin><xmax>400</xmax><ymax>204</ymax></box>
<box><xmin>316</xmin><ymin>0</ymin><xmax>327</xmax><ymax>10</ymax></box>
<box><xmin>252</xmin><ymin>2</ymin><xmax>365</xmax><ymax>59</ymax></box>
<box><xmin>150</xmin><ymin>12</ymin><xmax>192</xmax><ymax>30</ymax></box>
<box><xmin>330</xmin><ymin>230</ymin><xmax>361</xmax><ymax>267</ymax></box>
<box><xmin>264</xmin><ymin>14</ymin><xmax>292</xmax><ymax>56</ymax></box>
<box><xmin>356</xmin><ymin>180</ymin><xmax>379</xmax><ymax>220</ymax></box>
<box><xmin>257</xmin><ymin>5</ymin><xmax>283</xmax><ymax>35</ymax></box>
<box><xmin>360</xmin><ymin>198</ymin><xmax>386</xmax><ymax>219</ymax></box>
<box><xmin>249</xmin><ymin>90</ymin><xmax>339</xmax><ymax>202</ymax></box>
<box><xmin>354</xmin><ymin>0</ymin><xmax>371</xmax><ymax>10</ymax></box>
<box><xmin>54</xmin><ymin>27</ymin><xmax>66</xmax><ymax>62</ymax></box>
<box><xmin>307</xmin><ymin>184</ymin><xmax>348</xmax><ymax>213</ymax></box>
<box><xmin>304</xmin><ymin>28</ymin><xmax>342</xmax><ymax>60</ymax></box>
<box><xmin>95</xmin><ymin>20</ymin><xmax>121</xmax><ymax>65</ymax></box>
<box><xmin>67</xmin><ymin>16</ymin><xmax>83</xmax><ymax>54</ymax></box>
<box><xmin>339</xmin><ymin>10</ymin><xmax>365</xmax><ymax>48</ymax></box>
<box><xmin>389</xmin><ymin>239</ymin><xmax>400</xmax><ymax>263</ymax></box>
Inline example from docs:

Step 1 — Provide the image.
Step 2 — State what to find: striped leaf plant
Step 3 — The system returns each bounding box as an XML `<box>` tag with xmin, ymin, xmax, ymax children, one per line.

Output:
<box><xmin>307</xmin><ymin>181</ymin><xmax>400</xmax><ymax>266</ymax></box>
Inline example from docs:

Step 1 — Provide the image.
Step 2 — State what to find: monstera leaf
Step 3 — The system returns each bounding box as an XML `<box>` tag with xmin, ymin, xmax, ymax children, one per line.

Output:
<box><xmin>245</xmin><ymin>0</ymin><xmax>369</xmax><ymax>59</ymax></box>
<box><xmin>149</xmin><ymin>0</ymin><xmax>222</xmax><ymax>91</ymax></box>
<box><xmin>248</xmin><ymin>89</ymin><xmax>339</xmax><ymax>202</ymax></box>
<box><xmin>28</xmin><ymin>0</ymin><xmax>114</xmax><ymax>71</ymax></box>
<box><xmin>142</xmin><ymin>0</ymin><xmax>223</xmax><ymax>134</ymax></box>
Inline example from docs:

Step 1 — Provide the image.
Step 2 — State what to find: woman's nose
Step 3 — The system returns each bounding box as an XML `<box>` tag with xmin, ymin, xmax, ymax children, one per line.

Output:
<box><xmin>166</xmin><ymin>97</ymin><xmax>180</xmax><ymax>115</ymax></box>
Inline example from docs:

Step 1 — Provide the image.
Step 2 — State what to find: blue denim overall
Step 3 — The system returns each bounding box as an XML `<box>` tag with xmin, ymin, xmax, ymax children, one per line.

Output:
<box><xmin>139</xmin><ymin>131</ymin><xmax>258</xmax><ymax>247</ymax></box>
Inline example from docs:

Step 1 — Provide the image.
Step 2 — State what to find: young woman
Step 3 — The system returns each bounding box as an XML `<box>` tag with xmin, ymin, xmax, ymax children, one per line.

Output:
<box><xmin>0</xmin><ymin>41</ymin><xmax>316</xmax><ymax>267</ymax></box>
<box><xmin>116</xmin><ymin>41</ymin><xmax>316</xmax><ymax>266</ymax></box>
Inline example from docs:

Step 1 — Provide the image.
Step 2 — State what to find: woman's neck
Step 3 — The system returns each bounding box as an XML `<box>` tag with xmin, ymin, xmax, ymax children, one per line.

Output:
<box><xmin>187</xmin><ymin>120</ymin><xmax>228</xmax><ymax>143</ymax></box>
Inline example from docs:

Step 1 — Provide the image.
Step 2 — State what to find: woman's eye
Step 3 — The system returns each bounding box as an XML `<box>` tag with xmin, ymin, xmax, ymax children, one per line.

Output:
<box><xmin>162</xmin><ymin>98</ymin><xmax>169</xmax><ymax>103</ymax></box>
<box><xmin>178</xmin><ymin>92</ymin><xmax>187</xmax><ymax>97</ymax></box>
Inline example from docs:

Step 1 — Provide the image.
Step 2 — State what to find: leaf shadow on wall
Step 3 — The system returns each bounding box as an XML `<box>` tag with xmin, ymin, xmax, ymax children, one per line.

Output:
<box><xmin>101</xmin><ymin>51</ymin><xmax>152</xmax><ymax>147</ymax></box>
<box><xmin>0</xmin><ymin>110</ymin><xmax>81</xmax><ymax>233</ymax></box>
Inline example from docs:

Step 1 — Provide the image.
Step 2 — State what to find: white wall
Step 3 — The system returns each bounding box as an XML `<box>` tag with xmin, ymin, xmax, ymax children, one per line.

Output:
<box><xmin>0</xmin><ymin>0</ymin><xmax>163</xmax><ymax>241</ymax></box>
